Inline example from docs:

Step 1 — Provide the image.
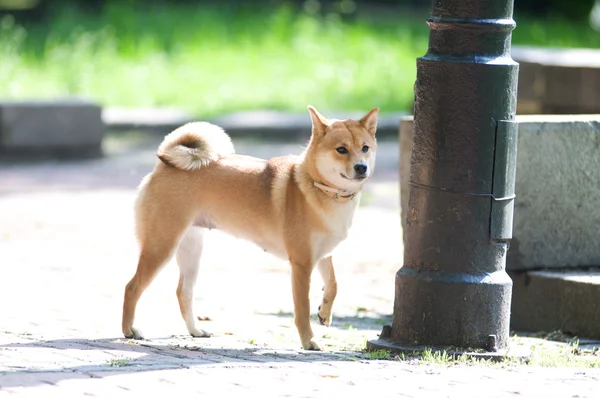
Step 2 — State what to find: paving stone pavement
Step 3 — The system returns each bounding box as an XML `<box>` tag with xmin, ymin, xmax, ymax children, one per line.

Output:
<box><xmin>1</xmin><ymin>132</ymin><xmax>599</xmax><ymax>397</ymax></box>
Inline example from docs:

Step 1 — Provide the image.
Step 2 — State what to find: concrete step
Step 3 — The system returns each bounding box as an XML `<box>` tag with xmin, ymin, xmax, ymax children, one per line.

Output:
<box><xmin>510</xmin><ymin>270</ymin><xmax>600</xmax><ymax>340</ymax></box>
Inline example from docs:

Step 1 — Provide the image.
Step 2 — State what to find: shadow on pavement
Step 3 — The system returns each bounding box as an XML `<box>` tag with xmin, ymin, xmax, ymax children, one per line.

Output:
<box><xmin>0</xmin><ymin>337</ymin><xmax>373</xmax><ymax>388</ymax></box>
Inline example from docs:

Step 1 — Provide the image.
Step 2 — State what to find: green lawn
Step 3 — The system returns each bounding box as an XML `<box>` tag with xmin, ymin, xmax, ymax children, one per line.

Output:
<box><xmin>1</xmin><ymin>3</ymin><xmax>599</xmax><ymax>117</ymax></box>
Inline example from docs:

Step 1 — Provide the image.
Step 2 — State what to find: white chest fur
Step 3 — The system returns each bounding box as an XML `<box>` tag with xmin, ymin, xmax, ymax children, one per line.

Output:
<box><xmin>310</xmin><ymin>195</ymin><xmax>360</xmax><ymax>261</ymax></box>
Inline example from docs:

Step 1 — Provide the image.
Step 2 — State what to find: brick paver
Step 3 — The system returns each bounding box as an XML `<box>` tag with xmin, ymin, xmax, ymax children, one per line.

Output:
<box><xmin>1</xmin><ymin>132</ymin><xmax>599</xmax><ymax>397</ymax></box>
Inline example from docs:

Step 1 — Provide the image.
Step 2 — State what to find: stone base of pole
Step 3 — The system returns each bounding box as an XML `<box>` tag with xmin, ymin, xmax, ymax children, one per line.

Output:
<box><xmin>367</xmin><ymin>326</ymin><xmax>531</xmax><ymax>361</ymax></box>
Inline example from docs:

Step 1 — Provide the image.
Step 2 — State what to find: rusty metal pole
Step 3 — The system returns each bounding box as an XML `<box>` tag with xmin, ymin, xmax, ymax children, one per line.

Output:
<box><xmin>369</xmin><ymin>0</ymin><xmax>519</xmax><ymax>355</ymax></box>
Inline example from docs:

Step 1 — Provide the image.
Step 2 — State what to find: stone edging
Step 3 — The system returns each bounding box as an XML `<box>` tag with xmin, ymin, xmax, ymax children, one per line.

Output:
<box><xmin>102</xmin><ymin>108</ymin><xmax>409</xmax><ymax>139</ymax></box>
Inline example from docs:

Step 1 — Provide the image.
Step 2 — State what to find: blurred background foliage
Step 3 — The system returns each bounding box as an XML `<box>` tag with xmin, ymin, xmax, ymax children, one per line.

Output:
<box><xmin>1</xmin><ymin>0</ymin><xmax>599</xmax><ymax>116</ymax></box>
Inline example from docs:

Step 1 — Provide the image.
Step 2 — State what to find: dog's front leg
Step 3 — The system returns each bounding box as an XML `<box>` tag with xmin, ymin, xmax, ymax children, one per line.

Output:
<box><xmin>291</xmin><ymin>262</ymin><xmax>322</xmax><ymax>350</ymax></box>
<box><xmin>317</xmin><ymin>256</ymin><xmax>337</xmax><ymax>327</ymax></box>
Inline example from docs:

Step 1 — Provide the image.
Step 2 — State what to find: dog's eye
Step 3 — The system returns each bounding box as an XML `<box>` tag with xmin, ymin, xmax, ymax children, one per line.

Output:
<box><xmin>336</xmin><ymin>147</ymin><xmax>348</xmax><ymax>154</ymax></box>
<box><xmin>362</xmin><ymin>145</ymin><xmax>369</xmax><ymax>153</ymax></box>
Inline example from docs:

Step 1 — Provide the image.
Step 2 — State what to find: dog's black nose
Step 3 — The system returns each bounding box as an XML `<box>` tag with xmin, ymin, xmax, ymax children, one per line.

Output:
<box><xmin>354</xmin><ymin>164</ymin><xmax>367</xmax><ymax>175</ymax></box>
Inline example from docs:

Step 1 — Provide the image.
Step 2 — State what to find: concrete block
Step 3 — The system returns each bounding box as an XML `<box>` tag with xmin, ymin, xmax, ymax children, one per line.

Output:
<box><xmin>399</xmin><ymin>115</ymin><xmax>600</xmax><ymax>270</ymax></box>
<box><xmin>510</xmin><ymin>271</ymin><xmax>600</xmax><ymax>339</ymax></box>
<box><xmin>0</xmin><ymin>100</ymin><xmax>105</xmax><ymax>158</ymax></box>
<box><xmin>512</xmin><ymin>46</ymin><xmax>600</xmax><ymax>114</ymax></box>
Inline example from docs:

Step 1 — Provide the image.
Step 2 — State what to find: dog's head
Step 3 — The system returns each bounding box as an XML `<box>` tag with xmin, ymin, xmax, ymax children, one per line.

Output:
<box><xmin>306</xmin><ymin>106</ymin><xmax>378</xmax><ymax>191</ymax></box>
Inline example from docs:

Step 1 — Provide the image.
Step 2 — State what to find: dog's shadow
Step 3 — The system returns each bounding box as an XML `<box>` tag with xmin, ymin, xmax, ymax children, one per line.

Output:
<box><xmin>0</xmin><ymin>335</ymin><xmax>372</xmax><ymax>389</ymax></box>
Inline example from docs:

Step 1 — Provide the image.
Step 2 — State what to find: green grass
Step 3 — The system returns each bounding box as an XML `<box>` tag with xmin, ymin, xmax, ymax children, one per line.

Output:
<box><xmin>363</xmin><ymin>337</ymin><xmax>600</xmax><ymax>368</ymax></box>
<box><xmin>108</xmin><ymin>359</ymin><xmax>129</xmax><ymax>367</ymax></box>
<box><xmin>368</xmin><ymin>349</ymin><xmax>392</xmax><ymax>360</ymax></box>
<box><xmin>1</xmin><ymin>2</ymin><xmax>599</xmax><ymax>117</ymax></box>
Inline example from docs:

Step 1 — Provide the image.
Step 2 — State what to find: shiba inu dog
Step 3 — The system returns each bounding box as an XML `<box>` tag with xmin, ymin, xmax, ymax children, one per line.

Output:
<box><xmin>122</xmin><ymin>106</ymin><xmax>378</xmax><ymax>350</ymax></box>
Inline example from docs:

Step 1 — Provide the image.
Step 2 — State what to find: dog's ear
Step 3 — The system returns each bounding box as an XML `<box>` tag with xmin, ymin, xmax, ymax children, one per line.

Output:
<box><xmin>359</xmin><ymin>108</ymin><xmax>379</xmax><ymax>136</ymax></box>
<box><xmin>307</xmin><ymin>105</ymin><xmax>329</xmax><ymax>136</ymax></box>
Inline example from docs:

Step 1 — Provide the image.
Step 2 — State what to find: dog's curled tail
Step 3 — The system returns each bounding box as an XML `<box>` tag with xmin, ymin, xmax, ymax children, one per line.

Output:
<box><xmin>156</xmin><ymin>122</ymin><xmax>235</xmax><ymax>171</ymax></box>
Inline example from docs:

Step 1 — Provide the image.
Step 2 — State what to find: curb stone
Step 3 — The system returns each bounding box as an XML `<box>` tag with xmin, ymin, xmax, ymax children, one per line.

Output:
<box><xmin>102</xmin><ymin>108</ymin><xmax>408</xmax><ymax>139</ymax></box>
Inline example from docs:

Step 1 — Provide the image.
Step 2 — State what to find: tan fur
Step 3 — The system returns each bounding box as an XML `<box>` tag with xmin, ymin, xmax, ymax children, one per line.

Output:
<box><xmin>156</xmin><ymin>122</ymin><xmax>234</xmax><ymax>170</ymax></box>
<box><xmin>122</xmin><ymin>106</ymin><xmax>379</xmax><ymax>350</ymax></box>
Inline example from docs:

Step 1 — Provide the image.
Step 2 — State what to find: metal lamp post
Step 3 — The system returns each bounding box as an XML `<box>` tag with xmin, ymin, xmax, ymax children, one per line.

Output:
<box><xmin>369</xmin><ymin>0</ymin><xmax>519</xmax><ymax>355</ymax></box>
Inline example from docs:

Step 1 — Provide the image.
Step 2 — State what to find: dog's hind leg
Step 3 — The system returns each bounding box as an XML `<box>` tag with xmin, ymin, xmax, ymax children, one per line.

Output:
<box><xmin>122</xmin><ymin>216</ymin><xmax>189</xmax><ymax>340</ymax></box>
<box><xmin>317</xmin><ymin>256</ymin><xmax>337</xmax><ymax>327</ymax></box>
<box><xmin>175</xmin><ymin>226</ymin><xmax>211</xmax><ymax>338</ymax></box>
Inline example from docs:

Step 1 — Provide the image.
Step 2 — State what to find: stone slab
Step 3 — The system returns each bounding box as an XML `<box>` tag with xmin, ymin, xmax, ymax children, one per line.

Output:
<box><xmin>510</xmin><ymin>271</ymin><xmax>600</xmax><ymax>339</ymax></box>
<box><xmin>0</xmin><ymin>99</ymin><xmax>105</xmax><ymax>159</ymax></box>
<box><xmin>511</xmin><ymin>46</ymin><xmax>600</xmax><ymax>114</ymax></box>
<box><xmin>399</xmin><ymin>115</ymin><xmax>600</xmax><ymax>270</ymax></box>
<box><xmin>512</xmin><ymin>46</ymin><xmax>600</xmax><ymax>68</ymax></box>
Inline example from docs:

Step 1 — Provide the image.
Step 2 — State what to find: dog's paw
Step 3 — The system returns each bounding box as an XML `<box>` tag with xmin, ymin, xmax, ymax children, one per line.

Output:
<box><xmin>317</xmin><ymin>305</ymin><xmax>333</xmax><ymax>327</ymax></box>
<box><xmin>318</xmin><ymin>313</ymin><xmax>333</xmax><ymax>327</ymax></box>
<box><xmin>302</xmin><ymin>338</ymin><xmax>323</xmax><ymax>351</ymax></box>
<box><xmin>190</xmin><ymin>328</ymin><xmax>212</xmax><ymax>338</ymax></box>
<box><xmin>123</xmin><ymin>326</ymin><xmax>144</xmax><ymax>340</ymax></box>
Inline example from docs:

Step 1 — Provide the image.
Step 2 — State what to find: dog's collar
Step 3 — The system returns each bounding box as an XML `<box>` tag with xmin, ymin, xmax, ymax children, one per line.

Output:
<box><xmin>313</xmin><ymin>181</ymin><xmax>358</xmax><ymax>203</ymax></box>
